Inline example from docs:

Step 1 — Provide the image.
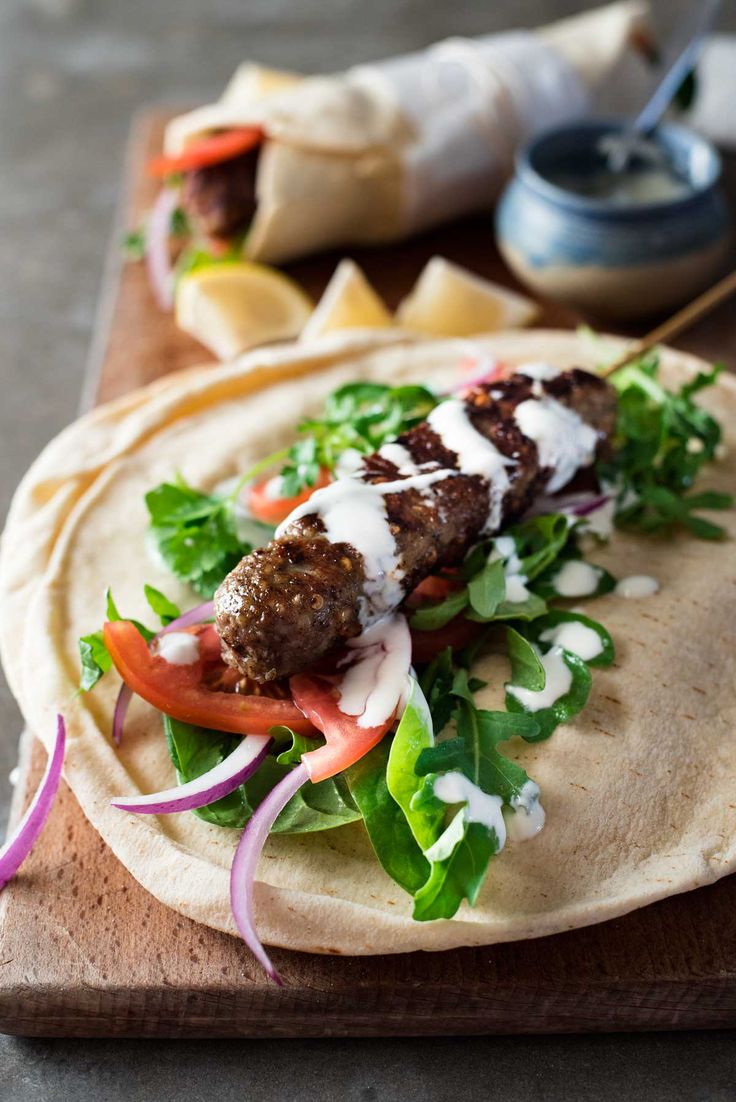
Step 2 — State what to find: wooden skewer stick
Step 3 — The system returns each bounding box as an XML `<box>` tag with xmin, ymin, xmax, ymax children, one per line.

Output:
<box><xmin>601</xmin><ymin>268</ymin><xmax>736</xmax><ymax>377</ymax></box>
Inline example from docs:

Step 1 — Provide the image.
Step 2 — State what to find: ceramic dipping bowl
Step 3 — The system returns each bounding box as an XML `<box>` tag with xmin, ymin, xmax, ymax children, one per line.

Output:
<box><xmin>496</xmin><ymin>120</ymin><xmax>732</xmax><ymax>320</ymax></box>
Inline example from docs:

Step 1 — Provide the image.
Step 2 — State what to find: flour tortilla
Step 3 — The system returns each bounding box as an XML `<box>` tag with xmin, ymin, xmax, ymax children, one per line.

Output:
<box><xmin>163</xmin><ymin>3</ymin><xmax>649</xmax><ymax>263</ymax></box>
<box><xmin>1</xmin><ymin>329</ymin><xmax>734</xmax><ymax>955</ymax></box>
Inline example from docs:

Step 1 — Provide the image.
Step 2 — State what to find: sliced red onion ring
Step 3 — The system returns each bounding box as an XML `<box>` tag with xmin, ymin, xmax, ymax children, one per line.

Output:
<box><xmin>111</xmin><ymin>599</ymin><xmax>214</xmax><ymax>746</ymax></box>
<box><xmin>111</xmin><ymin>733</ymin><xmax>271</xmax><ymax>814</ymax></box>
<box><xmin>230</xmin><ymin>762</ymin><xmax>309</xmax><ymax>985</ymax></box>
<box><xmin>524</xmin><ymin>491</ymin><xmax>611</xmax><ymax>521</ymax></box>
<box><xmin>145</xmin><ymin>188</ymin><xmax>179</xmax><ymax>311</ymax></box>
<box><xmin>0</xmin><ymin>715</ymin><xmax>66</xmax><ymax>891</ymax></box>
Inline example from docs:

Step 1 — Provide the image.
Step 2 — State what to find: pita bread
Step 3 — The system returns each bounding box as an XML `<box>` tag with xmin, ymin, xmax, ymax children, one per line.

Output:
<box><xmin>163</xmin><ymin>3</ymin><xmax>648</xmax><ymax>263</ymax></box>
<box><xmin>1</xmin><ymin>329</ymin><xmax>734</xmax><ymax>954</ymax></box>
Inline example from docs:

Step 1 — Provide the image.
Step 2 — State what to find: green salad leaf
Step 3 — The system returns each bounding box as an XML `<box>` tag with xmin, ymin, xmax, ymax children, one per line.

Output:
<box><xmin>345</xmin><ymin>739</ymin><xmax>430</xmax><ymax>895</ymax></box>
<box><xmin>164</xmin><ymin>716</ymin><xmax>360</xmax><ymax>833</ymax></box>
<box><xmin>145</xmin><ymin>475</ymin><xmax>273</xmax><ymax>597</ymax></box>
<box><xmin>78</xmin><ymin>586</ymin><xmax>161</xmax><ymax>692</ymax></box>
<box><xmin>279</xmin><ymin>382</ymin><xmax>439</xmax><ymax>495</ymax></box>
<box><xmin>600</xmin><ymin>354</ymin><xmax>732</xmax><ymax>538</ymax></box>
<box><xmin>525</xmin><ymin>610</ymin><xmax>615</xmax><ymax>669</ymax></box>
<box><xmin>504</xmin><ymin>630</ymin><xmax>592</xmax><ymax>741</ymax></box>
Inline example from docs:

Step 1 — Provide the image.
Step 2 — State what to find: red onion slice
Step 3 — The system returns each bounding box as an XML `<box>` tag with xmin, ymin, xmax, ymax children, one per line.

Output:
<box><xmin>145</xmin><ymin>188</ymin><xmax>179</xmax><ymax>311</ymax></box>
<box><xmin>230</xmin><ymin>762</ymin><xmax>309</xmax><ymax>984</ymax></box>
<box><xmin>112</xmin><ymin>733</ymin><xmax>271</xmax><ymax>814</ymax></box>
<box><xmin>111</xmin><ymin>599</ymin><xmax>214</xmax><ymax>746</ymax></box>
<box><xmin>524</xmin><ymin>491</ymin><xmax>612</xmax><ymax>520</ymax></box>
<box><xmin>0</xmin><ymin>715</ymin><xmax>66</xmax><ymax>891</ymax></box>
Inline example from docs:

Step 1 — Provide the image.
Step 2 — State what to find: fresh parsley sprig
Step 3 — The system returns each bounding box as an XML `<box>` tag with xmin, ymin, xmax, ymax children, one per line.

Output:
<box><xmin>279</xmin><ymin>382</ymin><xmax>438</xmax><ymax>496</ymax></box>
<box><xmin>78</xmin><ymin>585</ymin><xmax>181</xmax><ymax>692</ymax></box>
<box><xmin>600</xmin><ymin>354</ymin><xmax>732</xmax><ymax>539</ymax></box>
<box><xmin>145</xmin><ymin>464</ymin><xmax>276</xmax><ymax>597</ymax></box>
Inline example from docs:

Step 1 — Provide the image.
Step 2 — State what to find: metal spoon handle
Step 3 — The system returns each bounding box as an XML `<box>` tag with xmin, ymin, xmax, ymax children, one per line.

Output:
<box><xmin>634</xmin><ymin>0</ymin><xmax>721</xmax><ymax>136</ymax></box>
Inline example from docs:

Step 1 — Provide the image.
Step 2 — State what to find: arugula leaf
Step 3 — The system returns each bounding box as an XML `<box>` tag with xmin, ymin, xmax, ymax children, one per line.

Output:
<box><xmin>410</xmin><ymin>588</ymin><xmax>468</xmax><ymax>631</ymax></box>
<box><xmin>505</xmin><ymin>628</ymin><xmax>545</xmax><ymax>691</ymax></box>
<box><xmin>345</xmin><ymin>739</ymin><xmax>430</xmax><ymax>895</ymax></box>
<box><xmin>533</xmin><ymin>552</ymin><xmax>616</xmax><ymax>601</ymax></box>
<box><xmin>279</xmin><ymin>382</ymin><xmax>439</xmax><ymax>495</ymax></box>
<box><xmin>418</xmin><ymin>648</ymin><xmax>457</xmax><ymax>735</ymax></box>
<box><xmin>144</xmin><ymin>584</ymin><xmax>181</xmax><ymax>626</ymax></box>
<box><xmin>599</xmin><ymin>354</ymin><xmax>732</xmax><ymax>538</ymax></box>
<box><xmin>511</xmin><ymin>514</ymin><xmax>572</xmax><ymax>580</ymax></box>
<box><xmin>526</xmin><ymin>610</ymin><xmax>615</xmax><ymax>669</ymax></box>
<box><xmin>78</xmin><ymin>587</ymin><xmax>157</xmax><ymax>691</ymax></box>
<box><xmin>467</xmin><ymin>557</ymin><xmax>506</xmax><ymax>619</ymax></box>
<box><xmin>386</xmin><ymin>679</ymin><xmax>444</xmax><ymax>851</ymax></box>
<box><xmin>411</xmin><ymin>817</ymin><xmax>498</xmax><ymax>921</ymax></box>
<box><xmin>78</xmin><ymin>631</ymin><xmax>112</xmax><ymax>692</ymax></box>
<box><xmin>410</xmin><ymin>701</ymin><xmax>539</xmax><ymax>921</ymax></box>
<box><xmin>505</xmin><ymin>634</ymin><xmax>592</xmax><ymax>741</ymax></box>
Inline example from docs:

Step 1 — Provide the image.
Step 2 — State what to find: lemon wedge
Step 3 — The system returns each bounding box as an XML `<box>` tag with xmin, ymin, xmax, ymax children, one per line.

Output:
<box><xmin>395</xmin><ymin>257</ymin><xmax>538</xmax><ymax>337</ymax></box>
<box><xmin>176</xmin><ymin>262</ymin><xmax>313</xmax><ymax>361</ymax></box>
<box><xmin>300</xmin><ymin>259</ymin><xmax>393</xmax><ymax>342</ymax></box>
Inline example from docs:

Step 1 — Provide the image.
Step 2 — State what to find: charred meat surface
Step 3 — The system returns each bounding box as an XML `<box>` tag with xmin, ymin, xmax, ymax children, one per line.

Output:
<box><xmin>181</xmin><ymin>148</ymin><xmax>259</xmax><ymax>239</ymax></box>
<box><xmin>215</xmin><ymin>370</ymin><xmax>616</xmax><ymax>681</ymax></box>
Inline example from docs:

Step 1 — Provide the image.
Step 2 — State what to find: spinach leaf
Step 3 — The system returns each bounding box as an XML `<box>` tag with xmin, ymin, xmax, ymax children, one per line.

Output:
<box><xmin>409</xmin><ymin>588</ymin><xmax>468</xmax><ymax>631</ymax></box>
<box><xmin>386</xmin><ymin>679</ymin><xmax>444</xmax><ymax>851</ymax></box>
<box><xmin>467</xmin><ymin>557</ymin><xmax>506</xmax><ymax>619</ymax></box>
<box><xmin>345</xmin><ymin>739</ymin><xmax>429</xmax><ymax>895</ymax></box>
<box><xmin>165</xmin><ymin>715</ymin><xmax>249</xmax><ymax>828</ymax></box>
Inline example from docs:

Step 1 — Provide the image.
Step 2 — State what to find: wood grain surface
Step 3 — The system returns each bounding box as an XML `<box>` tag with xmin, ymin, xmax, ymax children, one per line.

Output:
<box><xmin>1</xmin><ymin>112</ymin><xmax>735</xmax><ymax>1039</ymax></box>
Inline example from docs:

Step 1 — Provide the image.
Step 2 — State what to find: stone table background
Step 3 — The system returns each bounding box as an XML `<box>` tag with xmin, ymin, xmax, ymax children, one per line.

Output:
<box><xmin>1</xmin><ymin>0</ymin><xmax>735</xmax><ymax>1096</ymax></box>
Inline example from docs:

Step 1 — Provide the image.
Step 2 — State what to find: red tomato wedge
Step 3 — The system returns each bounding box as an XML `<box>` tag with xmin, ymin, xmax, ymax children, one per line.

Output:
<box><xmin>103</xmin><ymin>620</ymin><xmax>315</xmax><ymax>737</ymax></box>
<box><xmin>290</xmin><ymin>674</ymin><xmax>395</xmax><ymax>783</ymax></box>
<box><xmin>410</xmin><ymin>617</ymin><xmax>481</xmax><ymax>664</ymax></box>
<box><xmin>406</xmin><ymin>574</ymin><xmax>456</xmax><ymax>607</ymax></box>
<box><xmin>148</xmin><ymin>127</ymin><xmax>262</xmax><ymax>178</ymax></box>
<box><xmin>248</xmin><ymin>468</ymin><xmax>331</xmax><ymax>526</ymax></box>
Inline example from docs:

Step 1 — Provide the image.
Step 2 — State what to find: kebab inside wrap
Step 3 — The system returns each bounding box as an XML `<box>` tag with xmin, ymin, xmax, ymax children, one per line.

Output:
<box><xmin>1</xmin><ymin>329</ymin><xmax>734</xmax><ymax>965</ymax></box>
<box><xmin>160</xmin><ymin>1</ymin><xmax>651</xmax><ymax>264</ymax></box>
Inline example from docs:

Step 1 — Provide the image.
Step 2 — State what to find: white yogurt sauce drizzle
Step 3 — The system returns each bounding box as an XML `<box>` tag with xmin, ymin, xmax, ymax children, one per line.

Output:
<box><xmin>155</xmin><ymin>632</ymin><xmax>201</xmax><ymax>666</ymax></box>
<box><xmin>430</xmin><ymin>772</ymin><xmax>507</xmax><ymax>848</ymax></box>
<box><xmin>615</xmin><ymin>575</ymin><xmax>659</xmax><ymax>599</ymax></box>
<box><xmin>504</xmin><ymin>779</ymin><xmax>546</xmax><ymax>843</ymax></box>
<box><xmin>337</xmin><ymin>614</ymin><xmax>412</xmax><ymax>728</ymax></box>
<box><xmin>514</xmin><ymin>395</ymin><xmax>598</xmax><ymax>493</ymax></box>
<box><xmin>492</xmin><ymin>534</ymin><xmax>530</xmax><ymax>604</ymax></box>
<box><xmin>539</xmin><ymin>621</ymin><xmax>603</xmax><ymax>662</ymax></box>
<box><xmin>517</xmin><ymin>362</ymin><xmax>562</xmax><ymax>382</ymax></box>
<box><xmin>551</xmin><ymin>559</ymin><xmax>602</xmax><ymax>597</ymax></box>
<box><xmin>507</xmin><ymin>646</ymin><xmax>572</xmax><ymax>712</ymax></box>
<box><xmin>427</xmin><ymin>399</ymin><xmax>514</xmax><ymax>531</ymax></box>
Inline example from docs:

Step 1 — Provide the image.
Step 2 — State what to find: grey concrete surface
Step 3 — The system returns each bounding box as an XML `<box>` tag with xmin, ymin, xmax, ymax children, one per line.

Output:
<box><xmin>1</xmin><ymin>0</ymin><xmax>735</xmax><ymax>1094</ymax></box>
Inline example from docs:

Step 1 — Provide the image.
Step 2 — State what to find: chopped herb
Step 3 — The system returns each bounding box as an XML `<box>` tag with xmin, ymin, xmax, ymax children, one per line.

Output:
<box><xmin>600</xmin><ymin>354</ymin><xmax>732</xmax><ymax>539</ymax></box>
<box><xmin>279</xmin><ymin>382</ymin><xmax>438</xmax><ymax>495</ymax></box>
<box><xmin>122</xmin><ymin>229</ymin><xmax>146</xmax><ymax>261</ymax></box>
<box><xmin>145</xmin><ymin>471</ymin><xmax>275</xmax><ymax>597</ymax></box>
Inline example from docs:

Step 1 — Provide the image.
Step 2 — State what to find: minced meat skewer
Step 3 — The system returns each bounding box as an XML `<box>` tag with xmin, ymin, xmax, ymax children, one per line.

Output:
<box><xmin>181</xmin><ymin>147</ymin><xmax>259</xmax><ymax>239</ymax></box>
<box><xmin>215</xmin><ymin>368</ymin><xmax>617</xmax><ymax>682</ymax></box>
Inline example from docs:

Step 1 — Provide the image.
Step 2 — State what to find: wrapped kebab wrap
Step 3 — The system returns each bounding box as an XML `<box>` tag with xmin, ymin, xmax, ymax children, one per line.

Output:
<box><xmin>164</xmin><ymin>2</ymin><xmax>651</xmax><ymax>263</ymax></box>
<box><xmin>1</xmin><ymin>329</ymin><xmax>734</xmax><ymax>955</ymax></box>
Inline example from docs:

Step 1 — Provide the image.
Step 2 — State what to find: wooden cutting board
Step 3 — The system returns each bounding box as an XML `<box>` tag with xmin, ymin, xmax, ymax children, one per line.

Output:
<box><xmin>1</xmin><ymin>112</ymin><xmax>735</xmax><ymax>1039</ymax></box>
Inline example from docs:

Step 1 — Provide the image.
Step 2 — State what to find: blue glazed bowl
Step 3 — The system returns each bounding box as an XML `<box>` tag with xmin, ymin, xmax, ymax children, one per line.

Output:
<box><xmin>496</xmin><ymin>120</ymin><xmax>731</xmax><ymax>319</ymax></box>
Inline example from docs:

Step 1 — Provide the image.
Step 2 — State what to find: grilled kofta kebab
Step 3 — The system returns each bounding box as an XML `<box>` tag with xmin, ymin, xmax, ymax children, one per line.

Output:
<box><xmin>215</xmin><ymin>367</ymin><xmax>617</xmax><ymax>682</ymax></box>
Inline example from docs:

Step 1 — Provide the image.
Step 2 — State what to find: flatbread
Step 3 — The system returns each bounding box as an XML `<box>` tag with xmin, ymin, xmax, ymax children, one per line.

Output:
<box><xmin>162</xmin><ymin>3</ymin><xmax>648</xmax><ymax>263</ymax></box>
<box><xmin>1</xmin><ymin>330</ymin><xmax>734</xmax><ymax>954</ymax></box>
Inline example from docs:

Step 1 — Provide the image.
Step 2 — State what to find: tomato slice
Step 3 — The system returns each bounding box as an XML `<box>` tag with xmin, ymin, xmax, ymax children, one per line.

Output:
<box><xmin>248</xmin><ymin>468</ymin><xmax>331</xmax><ymax>526</ymax></box>
<box><xmin>148</xmin><ymin>127</ymin><xmax>262</xmax><ymax>178</ymax></box>
<box><xmin>410</xmin><ymin>617</ymin><xmax>481</xmax><ymax>664</ymax></box>
<box><xmin>290</xmin><ymin>674</ymin><xmax>395</xmax><ymax>783</ymax></box>
<box><xmin>104</xmin><ymin>620</ymin><xmax>315</xmax><ymax>737</ymax></box>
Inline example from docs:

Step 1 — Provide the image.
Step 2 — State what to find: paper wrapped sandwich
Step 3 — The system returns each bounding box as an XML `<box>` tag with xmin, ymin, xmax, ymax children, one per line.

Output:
<box><xmin>147</xmin><ymin>2</ymin><xmax>651</xmax><ymax>271</ymax></box>
<box><xmin>1</xmin><ymin>328</ymin><xmax>733</xmax><ymax>981</ymax></box>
